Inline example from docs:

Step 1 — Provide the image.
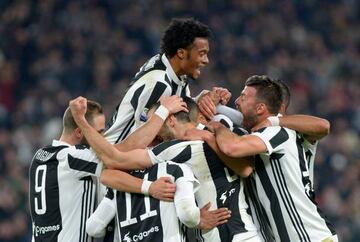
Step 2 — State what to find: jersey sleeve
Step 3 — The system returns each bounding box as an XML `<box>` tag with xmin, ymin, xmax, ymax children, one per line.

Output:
<box><xmin>251</xmin><ymin>126</ymin><xmax>290</xmax><ymax>155</ymax></box>
<box><xmin>59</xmin><ymin>145</ymin><xmax>103</xmax><ymax>178</ymax></box>
<box><xmin>133</xmin><ymin>75</ymin><xmax>172</xmax><ymax>128</ymax></box>
<box><xmin>86</xmin><ymin>188</ymin><xmax>116</xmax><ymax>237</ymax></box>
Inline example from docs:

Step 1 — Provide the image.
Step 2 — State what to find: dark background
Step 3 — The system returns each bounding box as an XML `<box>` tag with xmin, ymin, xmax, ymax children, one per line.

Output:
<box><xmin>0</xmin><ymin>0</ymin><xmax>359</xmax><ymax>241</ymax></box>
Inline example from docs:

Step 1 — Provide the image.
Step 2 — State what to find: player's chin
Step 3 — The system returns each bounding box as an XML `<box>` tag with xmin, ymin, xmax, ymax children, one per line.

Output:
<box><xmin>191</xmin><ymin>70</ymin><xmax>201</xmax><ymax>79</ymax></box>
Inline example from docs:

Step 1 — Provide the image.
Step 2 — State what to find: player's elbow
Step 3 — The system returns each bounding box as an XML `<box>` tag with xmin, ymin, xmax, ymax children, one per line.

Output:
<box><xmin>239</xmin><ymin>166</ymin><xmax>253</xmax><ymax>178</ymax></box>
<box><xmin>220</xmin><ymin>142</ymin><xmax>239</xmax><ymax>157</ymax></box>
<box><xmin>100</xmin><ymin>170</ymin><xmax>111</xmax><ymax>186</ymax></box>
<box><xmin>175</xmin><ymin>199</ymin><xmax>200</xmax><ymax>228</ymax></box>
<box><xmin>319</xmin><ymin>119</ymin><xmax>330</xmax><ymax>137</ymax></box>
<box><xmin>86</xmin><ymin>217</ymin><xmax>106</xmax><ymax>238</ymax></box>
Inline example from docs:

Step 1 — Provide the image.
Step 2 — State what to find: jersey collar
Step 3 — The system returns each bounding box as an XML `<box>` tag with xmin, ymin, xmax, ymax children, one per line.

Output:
<box><xmin>161</xmin><ymin>54</ymin><xmax>187</xmax><ymax>86</ymax></box>
<box><xmin>52</xmin><ymin>139</ymin><xmax>71</xmax><ymax>147</ymax></box>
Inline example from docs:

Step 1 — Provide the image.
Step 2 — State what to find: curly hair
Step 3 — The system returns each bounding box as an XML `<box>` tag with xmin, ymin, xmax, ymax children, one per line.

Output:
<box><xmin>160</xmin><ymin>18</ymin><xmax>211</xmax><ymax>57</ymax></box>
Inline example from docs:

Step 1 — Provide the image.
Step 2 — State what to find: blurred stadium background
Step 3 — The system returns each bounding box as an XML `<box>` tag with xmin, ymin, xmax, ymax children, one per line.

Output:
<box><xmin>0</xmin><ymin>0</ymin><xmax>359</xmax><ymax>241</ymax></box>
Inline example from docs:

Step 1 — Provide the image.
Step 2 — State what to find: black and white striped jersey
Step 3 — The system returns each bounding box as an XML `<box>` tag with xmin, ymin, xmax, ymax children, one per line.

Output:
<box><xmin>101</xmin><ymin>162</ymin><xmax>199</xmax><ymax>242</ymax></box>
<box><xmin>105</xmin><ymin>54</ymin><xmax>191</xmax><ymax>144</ymax></box>
<box><xmin>302</xmin><ymin>137</ymin><xmax>318</xmax><ymax>187</ymax></box>
<box><xmin>250</xmin><ymin>126</ymin><xmax>336</xmax><ymax>242</ymax></box>
<box><xmin>148</xmin><ymin>140</ymin><xmax>258</xmax><ymax>242</ymax></box>
<box><xmin>29</xmin><ymin>140</ymin><xmax>102</xmax><ymax>242</ymax></box>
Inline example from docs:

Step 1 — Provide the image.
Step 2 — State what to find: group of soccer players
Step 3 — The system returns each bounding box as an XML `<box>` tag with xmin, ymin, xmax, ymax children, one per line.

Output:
<box><xmin>29</xmin><ymin>18</ymin><xmax>338</xmax><ymax>241</ymax></box>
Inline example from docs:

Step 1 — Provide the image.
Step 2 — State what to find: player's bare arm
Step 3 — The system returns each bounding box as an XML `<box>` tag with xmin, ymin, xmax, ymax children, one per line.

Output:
<box><xmin>183</xmin><ymin>128</ymin><xmax>253</xmax><ymax>177</ymax></box>
<box><xmin>252</xmin><ymin>114</ymin><xmax>330</xmax><ymax>144</ymax></box>
<box><xmin>101</xmin><ymin>169</ymin><xmax>176</xmax><ymax>201</ymax></box>
<box><xmin>209</xmin><ymin>121</ymin><xmax>267</xmax><ymax>158</ymax></box>
<box><xmin>115</xmin><ymin>95</ymin><xmax>188</xmax><ymax>151</ymax></box>
<box><xmin>69</xmin><ymin>97</ymin><xmax>153</xmax><ymax>170</ymax></box>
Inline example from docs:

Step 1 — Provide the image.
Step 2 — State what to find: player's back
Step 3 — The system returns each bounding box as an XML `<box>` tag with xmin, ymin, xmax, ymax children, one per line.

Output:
<box><xmin>29</xmin><ymin>143</ymin><xmax>99</xmax><ymax>242</ymax></box>
<box><xmin>114</xmin><ymin>161</ymin><xmax>196</xmax><ymax>242</ymax></box>
<box><xmin>148</xmin><ymin>140</ymin><xmax>257</xmax><ymax>242</ymax></box>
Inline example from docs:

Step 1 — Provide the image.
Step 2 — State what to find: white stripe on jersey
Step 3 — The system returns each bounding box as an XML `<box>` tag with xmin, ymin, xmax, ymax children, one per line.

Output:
<box><xmin>302</xmin><ymin>137</ymin><xmax>318</xmax><ymax>187</ymax></box>
<box><xmin>251</xmin><ymin>126</ymin><xmax>336</xmax><ymax>241</ymax></box>
<box><xmin>104</xmin><ymin>54</ymin><xmax>191</xmax><ymax>144</ymax></box>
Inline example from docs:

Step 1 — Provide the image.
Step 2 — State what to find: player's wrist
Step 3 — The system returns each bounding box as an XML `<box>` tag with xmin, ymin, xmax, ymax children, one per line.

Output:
<box><xmin>141</xmin><ymin>180</ymin><xmax>153</xmax><ymax>195</ymax></box>
<box><xmin>154</xmin><ymin>105</ymin><xmax>170</xmax><ymax>121</ymax></box>
<box><xmin>267</xmin><ymin>116</ymin><xmax>280</xmax><ymax>126</ymax></box>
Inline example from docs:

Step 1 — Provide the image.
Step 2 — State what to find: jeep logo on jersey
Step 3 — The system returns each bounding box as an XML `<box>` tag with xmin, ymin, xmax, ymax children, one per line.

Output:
<box><xmin>123</xmin><ymin>226</ymin><xmax>159</xmax><ymax>241</ymax></box>
<box><xmin>220</xmin><ymin>188</ymin><xmax>236</xmax><ymax>204</ymax></box>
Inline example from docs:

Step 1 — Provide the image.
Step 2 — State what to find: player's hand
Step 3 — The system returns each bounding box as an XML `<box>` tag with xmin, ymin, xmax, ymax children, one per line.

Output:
<box><xmin>69</xmin><ymin>96</ymin><xmax>87</xmax><ymax>119</ymax></box>
<box><xmin>198</xmin><ymin>202</ymin><xmax>231</xmax><ymax>230</ymax></box>
<box><xmin>183</xmin><ymin>128</ymin><xmax>213</xmax><ymax>142</ymax></box>
<box><xmin>251</xmin><ymin>119</ymin><xmax>271</xmax><ymax>132</ymax></box>
<box><xmin>149</xmin><ymin>176</ymin><xmax>176</xmax><ymax>202</ymax></box>
<box><xmin>198</xmin><ymin>90</ymin><xmax>221</xmax><ymax>119</ymax></box>
<box><xmin>160</xmin><ymin>96</ymin><xmax>188</xmax><ymax>114</ymax></box>
<box><xmin>205</xmin><ymin>121</ymin><xmax>225</xmax><ymax>133</ymax></box>
<box><xmin>213</xmin><ymin>87</ymin><xmax>231</xmax><ymax>105</ymax></box>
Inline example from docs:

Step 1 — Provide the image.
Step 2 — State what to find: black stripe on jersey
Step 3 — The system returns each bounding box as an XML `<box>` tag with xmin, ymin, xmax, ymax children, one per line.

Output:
<box><xmin>171</xmin><ymin>145</ymin><xmax>192</xmax><ymax>163</ymax></box>
<box><xmin>203</xmin><ymin>142</ymin><xmax>246</xmax><ymax>241</ymax></box>
<box><xmin>164</xmin><ymin>74</ymin><xmax>172</xmax><ymax>87</ymax></box>
<box><xmin>144</xmin><ymin>82</ymin><xmax>168</xmax><ymax>109</ymax></box>
<box><xmin>75</xmin><ymin>144</ymin><xmax>90</xmax><ymax>150</ymax></box>
<box><xmin>219</xmin><ymin>118</ymin><xmax>231</xmax><ymax>128</ymax></box>
<box><xmin>255</xmin><ymin>155</ymin><xmax>291</xmax><ymax>241</ymax></box>
<box><xmin>79</xmin><ymin>179</ymin><xmax>87</xmax><ymax>242</ymax></box>
<box><xmin>115</xmin><ymin>117</ymin><xmax>135</xmax><ymax>144</ymax></box>
<box><xmin>130</xmin><ymin>84</ymin><xmax>145</xmax><ymax>110</ymax></box>
<box><xmin>180</xmin><ymin>83</ymin><xmax>188</xmax><ymax>97</ymax></box>
<box><xmin>133</xmin><ymin>54</ymin><xmax>166</xmax><ymax>81</ymax></box>
<box><xmin>269</xmin><ymin>128</ymin><xmax>289</xmax><ymax>149</ymax></box>
<box><xmin>68</xmin><ymin>155</ymin><xmax>97</xmax><ymax>174</ymax></box>
<box><xmin>166</xmin><ymin>164</ymin><xmax>184</xmax><ymax>181</ymax></box>
<box><xmin>151</xmin><ymin>140</ymin><xmax>184</xmax><ymax>155</ymax></box>
<box><xmin>270</xmin><ymin>154</ymin><xmax>310</xmax><ymax>242</ymax></box>
<box><xmin>232</xmin><ymin>127</ymin><xmax>248</xmax><ymax>136</ymax></box>
<box><xmin>244</xmin><ymin>177</ymin><xmax>275</xmax><ymax>242</ymax></box>
<box><xmin>171</xmin><ymin>81</ymin><xmax>178</xmax><ymax>95</ymax></box>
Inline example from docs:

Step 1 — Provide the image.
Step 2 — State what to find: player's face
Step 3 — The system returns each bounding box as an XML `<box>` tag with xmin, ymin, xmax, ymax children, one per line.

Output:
<box><xmin>181</xmin><ymin>37</ymin><xmax>209</xmax><ymax>79</ymax></box>
<box><xmin>80</xmin><ymin>114</ymin><xmax>105</xmax><ymax>145</ymax></box>
<box><xmin>235</xmin><ymin>86</ymin><xmax>259</xmax><ymax>131</ymax></box>
<box><xmin>147</xmin><ymin>108</ymin><xmax>176</xmax><ymax>141</ymax></box>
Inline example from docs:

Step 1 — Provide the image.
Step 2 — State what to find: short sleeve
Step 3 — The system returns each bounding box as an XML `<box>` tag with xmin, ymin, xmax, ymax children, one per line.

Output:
<box><xmin>251</xmin><ymin>127</ymin><xmax>290</xmax><ymax>155</ymax></box>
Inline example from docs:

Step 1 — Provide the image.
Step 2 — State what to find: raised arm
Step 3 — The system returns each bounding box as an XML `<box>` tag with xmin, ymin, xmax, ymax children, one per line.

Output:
<box><xmin>69</xmin><ymin>97</ymin><xmax>152</xmax><ymax>170</ymax></box>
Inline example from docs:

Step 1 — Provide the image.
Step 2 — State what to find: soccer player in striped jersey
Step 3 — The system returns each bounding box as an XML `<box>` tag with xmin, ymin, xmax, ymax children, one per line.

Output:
<box><xmin>208</xmin><ymin>75</ymin><xmax>337</xmax><ymax>242</ymax></box>
<box><xmin>29</xmin><ymin>97</ymin><xmax>187</xmax><ymax>242</ymax></box>
<box><xmin>69</xmin><ymin>97</ymin><xmax>261</xmax><ymax>242</ymax></box>
<box><xmin>104</xmin><ymin>17</ymin><xmax>231</xmax><ymax>145</ymax></box>
<box><xmin>29</xmin><ymin>100</ymin><xmax>106</xmax><ymax>242</ymax></box>
<box><xmin>86</xmin><ymin>162</ymin><xmax>231</xmax><ymax>242</ymax></box>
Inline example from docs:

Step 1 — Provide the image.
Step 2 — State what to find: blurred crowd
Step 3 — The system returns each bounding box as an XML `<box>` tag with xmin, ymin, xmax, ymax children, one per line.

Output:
<box><xmin>0</xmin><ymin>0</ymin><xmax>359</xmax><ymax>241</ymax></box>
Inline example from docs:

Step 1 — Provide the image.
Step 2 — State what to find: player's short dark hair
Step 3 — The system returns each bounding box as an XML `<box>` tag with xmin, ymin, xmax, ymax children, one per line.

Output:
<box><xmin>63</xmin><ymin>100</ymin><xmax>103</xmax><ymax>132</ymax></box>
<box><xmin>245</xmin><ymin>75</ymin><xmax>282</xmax><ymax>114</ymax></box>
<box><xmin>160</xmin><ymin>18</ymin><xmax>211</xmax><ymax>57</ymax></box>
<box><xmin>150</xmin><ymin>96</ymin><xmax>198</xmax><ymax>123</ymax></box>
<box><xmin>273</xmin><ymin>79</ymin><xmax>291</xmax><ymax>110</ymax></box>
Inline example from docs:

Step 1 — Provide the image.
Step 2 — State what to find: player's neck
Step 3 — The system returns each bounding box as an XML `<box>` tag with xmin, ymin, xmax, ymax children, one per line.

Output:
<box><xmin>59</xmin><ymin>132</ymin><xmax>79</xmax><ymax>146</ymax></box>
<box><xmin>176</xmin><ymin>123</ymin><xmax>196</xmax><ymax>139</ymax></box>
<box><xmin>168</xmin><ymin>56</ymin><xmax>184</xmax><ymax>76</ymax></box>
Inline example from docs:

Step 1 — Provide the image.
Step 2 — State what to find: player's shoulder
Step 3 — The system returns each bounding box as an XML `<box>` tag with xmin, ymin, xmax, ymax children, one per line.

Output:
<box><xmin>134</xmin><ymin>54</ymin><xmax>167</xmax><ymax>80</ymax></box>
<box><xmin>151</xmin><ymin>139</ymin><xmax>203</xmax><ymax>155</ymax></box>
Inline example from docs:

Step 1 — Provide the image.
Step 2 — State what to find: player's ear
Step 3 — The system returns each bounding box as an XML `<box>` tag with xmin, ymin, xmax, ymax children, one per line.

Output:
<box><xmin>256</xmin><ymin>103</ymin><xmax>266</xmax><ymax>115</ymax></box>
<box><xmin>74</xmin><ymin>127</ymin><xmax>83</xmax><ymax>139</ymax></box>
<box><xmin>167</xmin><ymin>114</ymin><xmax>177</xmax><ymax>127</ymax></box>
<box><xmin>177</xmin><ymin>49</ymin><xmax>186</xmax><ymax>60</ymax></box>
